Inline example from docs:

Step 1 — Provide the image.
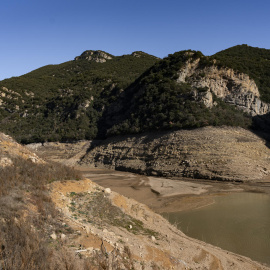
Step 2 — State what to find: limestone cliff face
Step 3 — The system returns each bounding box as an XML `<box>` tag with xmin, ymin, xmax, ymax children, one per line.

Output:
<box><xmin>177</xmin><ymin>59</ymin><xmax>270</xmax><ymax>116</ymax></box>
<box><xmin>74</xmin><ymin>50</ymin><xmax>113</xmax><ymax>62</ymax></box>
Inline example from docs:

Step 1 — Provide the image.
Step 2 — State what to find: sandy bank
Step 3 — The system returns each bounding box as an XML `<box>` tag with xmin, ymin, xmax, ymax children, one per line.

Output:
<box><xmin>77</xmin><ymin>167</ymin><xmax>270</xmax><ymax>213</ymax></box>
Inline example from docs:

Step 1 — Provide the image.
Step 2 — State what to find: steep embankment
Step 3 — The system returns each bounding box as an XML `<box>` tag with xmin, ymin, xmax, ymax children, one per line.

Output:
<box><xmin>48</xmin><ymin>178</ymin><xmax>269</xmax><ymax>270</ymax></box>
<box><xmin>0</xmin><ymin>132</ymin><xmax>44</xmax><ymax>166</ymax></box>
<box><xmin>80</xmin><ymin>127</ymin><xmax>270</xmax><ymax>182</ymax></box>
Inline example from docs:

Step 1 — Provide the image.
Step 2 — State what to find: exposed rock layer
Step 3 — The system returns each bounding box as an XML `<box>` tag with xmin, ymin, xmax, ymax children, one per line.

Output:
<box><xmin>80</xmin><ymin>127</ymin><xmax>270</xmax><ymax>182</ymax></box>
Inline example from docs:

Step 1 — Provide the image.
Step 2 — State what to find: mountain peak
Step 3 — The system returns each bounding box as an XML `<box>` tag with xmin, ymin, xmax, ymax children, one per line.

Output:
<box><xmin>131</xmin><ymin>51</ymin><xmax>160</xmax><ymax>59</ymax></box>
<box><xmin>74</xmin><ymin>50</ymin><xmax>114</xmax><ymax>63</ymax></box>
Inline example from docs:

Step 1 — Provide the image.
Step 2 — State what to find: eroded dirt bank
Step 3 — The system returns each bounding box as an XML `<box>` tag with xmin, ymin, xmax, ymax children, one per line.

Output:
<box><xmin>27</xmin><ymin>126</ymin><xmax>270</xmax><ymax>182</ymax></box>
<box><xmin>49</xmin><ymin>177</ymin><xmax>269</xmax><ymax>269</ymax></box>
<box><xmin>79</xmin><ymin>127</ymin><xmax>270</xmax><ymax>182</ymax></box>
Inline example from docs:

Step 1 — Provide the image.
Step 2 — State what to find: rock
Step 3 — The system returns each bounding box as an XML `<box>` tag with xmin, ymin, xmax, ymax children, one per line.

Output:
<box><xmin>104</xmin><ymin>188</ymin><xmax>111</xmax><ymax>194</ymax></box>
<box><xmin>85</xmin><ymin>225</ymin><xmax>91</xmax><ymax>235</ymax></box>
<box><xmin>50</xmin><ymin>232</ymin><xmax>57</xmax><ymax>240</ymax></box>
<box><xmin>74</xmin><ymin>50</ymin><xmax>113</xmax><ymax>62</ymax></box>
<box><xmin>80</xmin><ymin>126</ymin><xmax>270</xmax><ymax>182</ymax></box>
<box><xmin>177</xmin><ymin>59</ymin><xmax>270</xmax><ymax>116</ymax></box>
<box><xmin>151</xmin><ymin>236</ymin><xmax>156</xmax><ymax>242</ymax></box>
<box><xmin>61</xmin><ymin>234</ymin><xmax>66</xmax><ymax>240</ymax></box>
<box><xmin>129</xmin><ymin>225</ymin><xmax>132</xmax><ymax>229</ymax></box>
<box><xmin>0</xmin><ymin>157</ymin><xmax>13</xmax><ymax>167</ymax></box>
<box><xmin>86</xmin><ymin>247</ymin><xmax>93</xmax><ymax>252</ymax></box>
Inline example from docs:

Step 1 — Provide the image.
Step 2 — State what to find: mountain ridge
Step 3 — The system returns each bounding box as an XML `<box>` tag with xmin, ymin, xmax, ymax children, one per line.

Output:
<box><xmin>1</xmin><ymin>45</ymin><xmax>270</xmax><ymax>143</ymax></box>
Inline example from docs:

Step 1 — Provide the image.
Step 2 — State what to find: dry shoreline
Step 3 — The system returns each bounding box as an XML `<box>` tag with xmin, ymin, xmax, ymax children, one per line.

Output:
<box><xmin>77</xmin><ymin>167</ymin><xmax>270</xmax><ymax>214</ymax></box>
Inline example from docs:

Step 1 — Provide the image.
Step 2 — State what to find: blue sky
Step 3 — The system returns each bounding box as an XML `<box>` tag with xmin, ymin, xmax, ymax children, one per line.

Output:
<box><xmin>1</xmin><ymin>0</ymin><xmax>270</xmax><ymax>80</ymax></box>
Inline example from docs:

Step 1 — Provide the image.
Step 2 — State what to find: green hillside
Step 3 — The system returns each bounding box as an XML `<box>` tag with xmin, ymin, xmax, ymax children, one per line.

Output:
<box><xmin>1</xmin><ymin>45</ymin><xmax>270</xmax><ymax>143</ymax></box>
<box><xmin>0</xmin><ymin>51</ymin><xmax>158</xmax><ymax>143</ymax></box>
<box><xmin>104</xmin><ymin>50</ymin><xmax>252</xmax><ymax>136</ymax></box>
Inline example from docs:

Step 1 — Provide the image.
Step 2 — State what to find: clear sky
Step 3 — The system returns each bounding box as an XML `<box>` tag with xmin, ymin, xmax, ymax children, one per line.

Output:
<box><xmin>1</xmin><ymin>0</ymin><xmax>270</xmax><ymax>80</ymax></box>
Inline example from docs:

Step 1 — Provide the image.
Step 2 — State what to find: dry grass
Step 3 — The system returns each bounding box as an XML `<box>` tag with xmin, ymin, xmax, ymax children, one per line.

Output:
<box><xmin>0</xmin><ymin>155</ymin><xmax>140</xmax><ymax>269</ymax></box>
<box><xmin>0</xmin><ymin>156</ymin><xmax>88</xmax><ymax>269</ymax></box>
<box><xmin>0</xmin><ymin>156</ymin><xmax>82</xmax><ymax>196</ymax></box>
<box><xmin>67</xmin><ymin>190</ymin><xmax>159</xmax><ymax>238</ymax></box>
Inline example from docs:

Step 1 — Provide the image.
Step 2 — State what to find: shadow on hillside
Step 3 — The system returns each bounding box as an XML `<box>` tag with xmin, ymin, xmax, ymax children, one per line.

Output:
<box><xmin>252</xmin><ymin>113</ymin><xmax>270</xmax><ymax>147</ymax></box>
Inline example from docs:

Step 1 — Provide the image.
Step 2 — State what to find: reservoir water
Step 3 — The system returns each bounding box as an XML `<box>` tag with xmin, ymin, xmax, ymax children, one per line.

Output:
<box><xmin>163</xmin><ymin>192</ymin><xmax>270</xmax><ymax>266</ymax></box>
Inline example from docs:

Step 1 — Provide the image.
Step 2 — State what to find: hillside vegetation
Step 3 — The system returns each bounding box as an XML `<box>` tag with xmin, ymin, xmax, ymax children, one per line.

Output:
<box><xmin>0</xmin><ymin>51</ymin><xmax>158</xmax><ymax>143</ymax></box>
<box><xmin>1</xmin><ymin>45</ymin><xmax>270</xmax><ymax>143</ymax></box>
<box><xmin>104</xmin><ymin>50</ymin><xmax>252</xmax><ymax>136</ymax></box>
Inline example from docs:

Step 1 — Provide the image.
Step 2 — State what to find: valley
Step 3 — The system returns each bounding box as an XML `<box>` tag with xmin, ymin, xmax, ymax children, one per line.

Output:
<box><xmin>2</xmin><ymin>44</ymin><xmax>270</xmax><ymax>269</ymax></box>
<box><xmin>26</xmin><ymin>137</ymin><xmax>270</xmax><ymax>268</ymax></box>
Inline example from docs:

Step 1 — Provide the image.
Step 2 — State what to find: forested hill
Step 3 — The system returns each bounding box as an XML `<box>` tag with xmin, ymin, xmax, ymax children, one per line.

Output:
<box><xmin>0</xmin><ymin>51</ymin><xmax>158</xmax><ymax>143</ymax></box>
<box><xmin>0</xmin><ymin>45</ymin><xmax>270</xmax><ymax>143</ymax></box>
<box><xmin>102</xmin><ymin>50</ymin><xmax>253</xmax><ymax>137</ymax></box>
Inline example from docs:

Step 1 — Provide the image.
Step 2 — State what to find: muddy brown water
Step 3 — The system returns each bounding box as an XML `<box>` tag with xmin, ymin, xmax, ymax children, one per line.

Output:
<box><xmin>162</xmin><ymin>192</ymin><xmax>270</xmax><ymax>266</ymax></box>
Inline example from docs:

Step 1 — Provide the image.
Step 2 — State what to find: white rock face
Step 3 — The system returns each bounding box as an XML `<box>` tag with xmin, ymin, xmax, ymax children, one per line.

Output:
<box><xmin>177</xmin><ymin>59</ymin><xmax>270</xmax><ymax>116</ymax></box>
<box><xmin>0</xmin><ymin>157</ymin><xmax>13</xmax><ymax>167</ymax></box>
<box><xmin>74</xmin><ymin>50</ymin><xmax>113</xmax><ymax>62</ymax></box>
<box><xmin>50</xmin><ymin>232</ymin><xmax>57</xmax><ymax>240</ymax></box>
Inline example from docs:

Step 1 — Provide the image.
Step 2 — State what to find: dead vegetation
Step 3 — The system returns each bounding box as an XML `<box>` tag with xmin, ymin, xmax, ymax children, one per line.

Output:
<box><xmin>0</xmin><ymin>155</ymin><xmax>85</xmax><ymax>269</ymax></box>
<box><xmin>68</xmin><ymin>190</ymin><xmax>159</xmax><ymax>239</ymax></box>
<box><xmin>0</xmin><ymin>156</ymin><xmax>82</xmax><ymax>196</ymax></box>
<box><xmin>0</xmin><ymin>152</ymin><xmax>143</xmax><ymax>269</ymax></box>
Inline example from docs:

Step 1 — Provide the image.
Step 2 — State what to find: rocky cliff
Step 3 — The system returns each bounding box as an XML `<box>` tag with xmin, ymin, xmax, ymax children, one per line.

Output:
<box><xmin>80</xmin><ymin>127</ymin><xmax>270</xmax><ymax>182</ymax></box>
<box><xmin>177</xmin><ymin>57</ymin><xmax>270</xmax><ymax>116</ymax></box>
<box><xmin>74</xmin><ymin>50</ymin><xmax>114</xmax><ymax>62</ymax></box>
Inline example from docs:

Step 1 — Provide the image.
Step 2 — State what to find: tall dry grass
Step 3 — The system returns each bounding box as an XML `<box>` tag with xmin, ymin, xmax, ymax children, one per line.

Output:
<box><xmin>0</xmin><ymin>157</ymin><xmax>138</xmax><ymax>269</ymax></box>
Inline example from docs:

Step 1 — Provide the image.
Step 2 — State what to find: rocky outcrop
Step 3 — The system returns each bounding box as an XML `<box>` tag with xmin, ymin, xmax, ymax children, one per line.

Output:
<box><xmin>0</xmin><ymin>133</ymin><xmax>45</xmax><ymax>166</ymax></box>
<box><xmin>177</xmin><ymin>58</ymin><xmax>270</xmax><ymax>116</ymax></box>
<box><xmin>131</xmin><ymin>51</ymin><xmax>160</xmax><ymax>59</ymax></box>
<box><xmin>74</xmin><ymin>50</ymin><xmax>114</xmax><ymax>62</ymax></box>
<box><xmin>80</xmin><ymin>127</ymin><xmax>270</xmax><ymax>182</ymax></box>
<box><xmin>0</xmin><ymin>86</ymin><xmax>24</xmax><ymax>112</ymax></box>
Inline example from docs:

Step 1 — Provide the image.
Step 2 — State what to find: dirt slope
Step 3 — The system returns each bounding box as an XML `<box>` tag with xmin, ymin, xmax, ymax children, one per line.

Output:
<box><xmin>49</xmin><ymin>178</ymin><xmax>269</xmax><ymax>270</ymax></box>
<box><xmin>80</xmin><ymin>126</ymin><xmax>270</xmax><ymax>182</ymax></box>
<box><xmin>28</xmin><ymin>127</ymin><xmax>270</xmax><ymax>182</ymax></box>
<box><xmin>0</xmin><ymin>132</ymin><xmax>44</xmax><ymax>166</ymax></box>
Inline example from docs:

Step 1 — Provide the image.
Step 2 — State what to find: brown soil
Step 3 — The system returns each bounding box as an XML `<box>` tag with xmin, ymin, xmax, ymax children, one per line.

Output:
<box><xmin>77</xmin><ymin>167</ymin><xmax>270</xmax><ymax>214</ymax></box>
<box><xmin>48</xmin><ymin>176</ymin><xmax>269</xmax><ymax>269</ymax></box>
